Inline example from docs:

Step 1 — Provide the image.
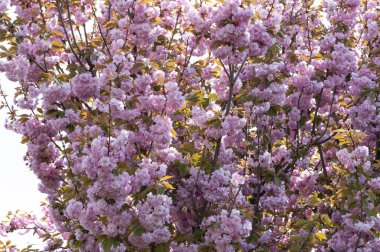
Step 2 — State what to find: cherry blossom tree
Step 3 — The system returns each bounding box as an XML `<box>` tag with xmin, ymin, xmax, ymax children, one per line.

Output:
<box><xmin>0</xmin><ymin>0</ymin><xmax>380</xmax><ymax>251</ymax></box>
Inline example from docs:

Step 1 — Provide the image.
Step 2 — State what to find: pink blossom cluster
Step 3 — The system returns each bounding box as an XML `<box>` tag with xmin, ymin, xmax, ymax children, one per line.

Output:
<box><xmin>0</xmin><ymin>0</ymin><xmax>379</xmax><ymax>251</ymax></box>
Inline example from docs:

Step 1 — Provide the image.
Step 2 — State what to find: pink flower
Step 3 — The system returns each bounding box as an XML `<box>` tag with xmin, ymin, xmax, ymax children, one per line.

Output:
<box><xmin>71</xmin><ymin>73</ymin><xmax>99</xmax><ymax>100</ymax></box>
<box><xmin>231</xmin><ymin>172</ymin><xmax>245</xmax><ymax>187</ymax></box>
<box><xmin>0</xmin><ymin>0</ymin><xmax>8</xmax><ymax>13</ymax></box>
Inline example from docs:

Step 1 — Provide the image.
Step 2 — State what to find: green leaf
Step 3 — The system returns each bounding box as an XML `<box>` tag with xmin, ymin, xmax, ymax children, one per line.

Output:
<box><xmin>73</xmin><ymin>239</ymin><xmax>84</xmax><ymax>248</ymax></box>
<box><xmin>274</xmin><ymin>176</ymin><xmax>281</xmax><ymax>185</ymax></box>
<box><xmin>46</xmin><ymin>109</ymin><xmax>58</xmax><ymax>115</ymax></box>
<box><xmin>347</xmin><ymin>199</ymin><xmax>357</xmax><ymax>210</ymax></box>
<box><xmin>134</xmin><ymin>225</ymin><xmax>144</xmax><ymax>236</ymax></box>
<box><xmin>51</xmin><ymin>29</ymin><xmax>64</xmax><ymax>37</ymax></box>
<box><xmin>186</xmin><ymin>90</ymin><xmax>201</xmax><ymax>103</ymax></box>
<box><xmin>159</xmin><ymin>176</ymin><xmax>173</xmax><ymax>182</ymax></box>
<box><xmin>102</xmin><ymin>239</ymin><xmax>112</xmax><ymax>252</ymax></box>
<box><xmin>102</xmin><ymin>238</ymin><xmax>120</xmax><ymax>252</ymax></box>
<box><xmin>293</xmin><ymin>219</ymin><xmax>310</xmax><ymax>229</ymax></box>
<box><xmin>175</xmin><ymin>162</ymin><xmax>189</xmax><ymax>177</ymax></box>
<box><xmin>267</xmin><ymin>105</ymin><xmax>278</xmax><ymax>116</ymax></box>
<box><xmin>51</xmin><ymin>40</ymin><xmax>65</xmax><ymax>48</ymax></box>
<box><xmin>208</xmin><ymin>93</ymin><xmax>218</xmax><ymax>101</ymax></box>
<box><xmin>299</xmin><ymin>115</ymin><xmax>309</xmax><ymax>126</ymax></box>
<box><xmin>166</xmin><ymin>60</ymin><xmax>177</xmax><ymax>68</ymax></box>
<box><xmin>201</xmin><ymin>97</ymin><xmax>210</xmax><ymax>109</ymax></box>
<box><xmin>178</xmin><ymin>164</ymin><xmax>189</xmax><ymax>177</ymax></box>
<box><xmin>206</xmin><ymin>117</ymin><xmax>221</xmax><ymax>127</ymax></box>
<box><xmin>155</xmin><ymin>243</ymin><xmax>169</xmax><ymax>252</ymax></box>
<box><xmin>288</xmin><ymin>52</ymin><xmax>298</xmax><ymax>63</ymax></box>
<box><xmin>156</xmin><ymin>187</ymin><xmax>165</xmax><ymax>194</ymax></box>
<box><xmin>104</xmin><ymin>20</ymin><xmax>117</xmax><ymax>29</ymax></box>
<box><xmin>308</xmin><ymin>192</ymin><xmax>322</xmax><ymax>207</ymax></box>
<box><xmin>314</xmin><ymin>231</ymin><xmax>327</xmax><ymax>241</ymax></box>
<box><xmin>21</xmin><ymin>136</ymin><xmax>29</xmax><ymax>144</ymax></box>
<box><xmin>163</xmin><ymin>182</ymin><xmax>175</xmax><ymax>190</ymax></box>
<box><xmin>321</xmin><ymin>214</ymin><xmax>333</xmax><ymax>227</ymax></box>
<box><xmin>193</xmin><ymin>228</ymin><xmax>204</xmax><ymax>241</ymax></box>
<box><xmin>247</xmin><ymin>233</ymin><xmax>259</xmax><ymax>244</ymax></box>
<box><xmin>180</xmin><ymin>142</ymin><xmax>196</xmax><ymax>154</ymax></box>
<box><xmin>66</xmin><ymin>124</ymin><xmax>75</xmax><ymax>133</ymax></box>
<box><xmin>112</xmin><ymin>168</ymin><xmax>119</xmax><ymax>176</ymax></box>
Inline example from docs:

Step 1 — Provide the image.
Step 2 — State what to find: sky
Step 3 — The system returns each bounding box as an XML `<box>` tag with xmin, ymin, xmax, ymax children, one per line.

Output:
<box><xmin>0</xmin><ymin>73</ymin><xmax>45</xmax><ymax>248</ymax></box>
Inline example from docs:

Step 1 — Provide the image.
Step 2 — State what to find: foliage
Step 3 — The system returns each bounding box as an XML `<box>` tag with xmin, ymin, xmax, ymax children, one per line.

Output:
<box><xmin>0</xmin><ymin>0</ymin><xmax>380</xmax><ymax>251</ymax></box>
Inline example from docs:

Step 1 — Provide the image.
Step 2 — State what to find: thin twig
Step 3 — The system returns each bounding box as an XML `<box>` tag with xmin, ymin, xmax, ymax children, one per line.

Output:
<box><xmin>317</xmin><ymin>144</ymin><xmax>328</xmax><ymax>177</ymax></box>
<box><xmin>65</xmin><ymin>0</ymin><xmax>83</xmax><ymax>55</ymax></box>
<box><xmin>56</xmin><ymin>1</ymin><xmax>87</xmax><ymax>70</ymax></box>
<box><xmin>91</xmin><ymin>5</ymin><xmax>112</xmax><ymax>56</ymax></box>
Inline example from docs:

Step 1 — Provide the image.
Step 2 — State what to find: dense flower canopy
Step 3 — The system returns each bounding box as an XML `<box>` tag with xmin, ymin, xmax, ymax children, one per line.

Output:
<box><xmin>0</xmin><ymin>0</ymin><xmax>380</xmax><ymax>251</ymax></box>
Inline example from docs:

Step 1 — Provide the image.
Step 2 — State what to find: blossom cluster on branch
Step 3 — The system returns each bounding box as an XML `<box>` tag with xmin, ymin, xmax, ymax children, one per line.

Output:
<box><xmin>0</xmin><ymin>0</ymin><xmax>380</xmax><ymax>251</ymax></box>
